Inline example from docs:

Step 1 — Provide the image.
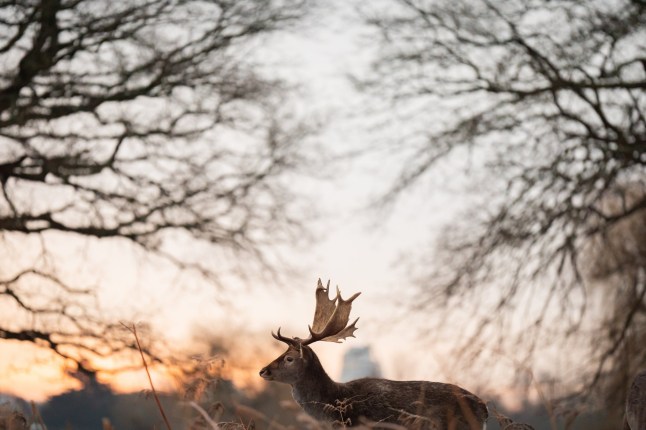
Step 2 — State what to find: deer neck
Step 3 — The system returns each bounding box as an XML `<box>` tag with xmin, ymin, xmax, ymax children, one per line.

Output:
<box><xmin>291</xmin><ymin>352</ymin><xmax>339</xmax><ymax>406</ymax></box>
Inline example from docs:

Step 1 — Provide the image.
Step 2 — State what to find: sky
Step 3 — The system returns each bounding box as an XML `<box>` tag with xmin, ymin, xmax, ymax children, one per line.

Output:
<box><xmin>0</xmin><ymin>0</ymin><xmax>539</xmax><ymax>409</ymax></box>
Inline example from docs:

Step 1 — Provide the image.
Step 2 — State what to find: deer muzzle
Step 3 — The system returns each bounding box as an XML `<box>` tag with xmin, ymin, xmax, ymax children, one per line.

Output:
<box><xmin>259</xmin><ymin>367</ymin><xmax>273</xmax><ymax>380</ymax></box>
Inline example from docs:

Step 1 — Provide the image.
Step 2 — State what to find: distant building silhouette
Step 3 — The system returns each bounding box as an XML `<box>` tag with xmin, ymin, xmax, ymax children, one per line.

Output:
<box><xmin>340</xmin><ymin>346</ymin><xmax>382</xmax><ymax>382</ymax></box>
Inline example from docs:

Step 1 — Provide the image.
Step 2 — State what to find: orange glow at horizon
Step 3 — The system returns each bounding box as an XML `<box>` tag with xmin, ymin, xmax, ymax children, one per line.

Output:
<box><xmin>99</xmin><ymin>354</ymin><xmax>272</xmax><ymax>397</ymax></box>
<box><xmin>0</xmin><ymin>338</ymin><xmax>534</xmax><ymax>416</ymax></box>
<box><xmin>0</xmin><ymin>342</ymin><xmax>81</xmax><ymax>402</ymax></box>
<box><xmin>0</xmin><ymin>337</ymin><xmax>280</xmax><ymax>403</ymax></box>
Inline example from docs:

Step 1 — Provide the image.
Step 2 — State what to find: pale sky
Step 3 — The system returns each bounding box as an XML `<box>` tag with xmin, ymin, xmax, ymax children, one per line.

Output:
<box><xmin>0</xmin><ymin>1</ymin><xmax>541</xmax><ymax>409</ymax></box>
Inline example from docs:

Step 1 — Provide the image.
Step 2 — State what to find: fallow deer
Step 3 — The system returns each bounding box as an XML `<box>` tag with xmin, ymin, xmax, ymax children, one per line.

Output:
<box><xmin>259</xmin><ymin>279</ymin><xmax>489</xmax><ymax>429</ymax></box>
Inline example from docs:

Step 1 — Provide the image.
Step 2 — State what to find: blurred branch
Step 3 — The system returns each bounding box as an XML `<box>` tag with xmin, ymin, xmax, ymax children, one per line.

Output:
<box><xmin>0</xmin><ymin>0</ymin><xmax>313</xmax><ymax>373</ymax></box>
<box><xmin>123</xmin><ymin>322</ymin><xmax>173</xmax><ymax>430</ymax></box>
<box><xmin>361</xmin><ymin>0</ymin><xmax>646</xmax><ymax>413</ymax></box>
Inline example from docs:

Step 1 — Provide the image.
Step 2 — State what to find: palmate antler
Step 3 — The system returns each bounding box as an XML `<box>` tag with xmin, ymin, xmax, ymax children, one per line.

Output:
<box><xmin>272</xmin><ymin>279</ymin><xmax>361</xmax><ymax>347</ymax></box>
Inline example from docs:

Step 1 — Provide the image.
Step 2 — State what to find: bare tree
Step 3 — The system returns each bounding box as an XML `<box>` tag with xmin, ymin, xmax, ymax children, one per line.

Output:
<box><xmin>0</xmin><ymin>0</ymin><xmax>311</xmax><ymax>370</ymax></box>
<box><xmin>584</xmin><ymin>190</ymin><xmax>646</xmax><ymax>412</ymax></box>
<box><xmin>361</xmin><ymin>0</ymin><xmax>645</xmax><ymax>415</ymax></box>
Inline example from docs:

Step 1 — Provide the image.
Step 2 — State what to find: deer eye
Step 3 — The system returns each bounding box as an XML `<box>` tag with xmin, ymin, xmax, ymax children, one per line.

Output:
<box><xmin>285</xmin><ymin>356</ymin><xmax>294</xmax><ymax>363</ymax></box>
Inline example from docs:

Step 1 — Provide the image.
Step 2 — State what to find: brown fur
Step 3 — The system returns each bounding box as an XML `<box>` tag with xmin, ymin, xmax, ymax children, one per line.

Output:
<box><xmin>260</xmin><ymin>345</ymin><xmax>488</xmax><ymax>429</ymax></box>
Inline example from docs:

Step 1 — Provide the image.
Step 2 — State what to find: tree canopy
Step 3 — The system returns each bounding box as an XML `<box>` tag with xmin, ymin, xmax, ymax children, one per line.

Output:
<box><xmin>0</xmin><ymin>0</ymin><xmax>310</xmax><ymax>369</ymax></box>
<box><xmin>363</xmin><ymin>0</ymin><xmax>645</xmax><ymax>412</ymax></box>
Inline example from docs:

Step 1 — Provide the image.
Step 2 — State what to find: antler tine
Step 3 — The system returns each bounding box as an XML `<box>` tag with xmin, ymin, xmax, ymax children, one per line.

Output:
<box><xmin>272</xmin><ymin>327</ymin><xmax>299</xmax><ymax>347</ymax></box>
<box><xmin>302</xmin><ymin>279</ymin><xmax>361</xmax><ymax>346</ymax></box>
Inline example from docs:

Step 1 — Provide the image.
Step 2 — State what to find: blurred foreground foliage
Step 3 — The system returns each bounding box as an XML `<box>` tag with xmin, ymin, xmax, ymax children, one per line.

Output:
<box><xmin>0</xmin><ymin>371</ymin><xmax>626</xmax><ymax>430</ymax></box>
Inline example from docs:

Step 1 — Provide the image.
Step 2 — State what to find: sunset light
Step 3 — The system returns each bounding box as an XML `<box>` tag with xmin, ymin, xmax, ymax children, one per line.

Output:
<box><xmin>1</xmin><ymin>0</ymin><xmax>644</xmax><ymax>429</ymax></box>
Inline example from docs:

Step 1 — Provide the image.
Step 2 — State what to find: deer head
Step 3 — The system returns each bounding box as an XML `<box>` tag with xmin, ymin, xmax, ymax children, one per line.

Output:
<box><xmin>259</xmin><ymin>279</ymin><xmax>360</xmax><ymax>385</ymax></box>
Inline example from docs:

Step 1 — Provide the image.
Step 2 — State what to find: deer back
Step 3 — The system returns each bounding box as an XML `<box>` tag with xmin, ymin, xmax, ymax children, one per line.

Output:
<box><xmin>326</xmin><ymin>375</ymin><xmax>487</xmax><ymax>429</ymax></box>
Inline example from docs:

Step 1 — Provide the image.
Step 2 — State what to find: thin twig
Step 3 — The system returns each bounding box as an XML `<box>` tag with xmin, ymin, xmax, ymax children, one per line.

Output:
<box><xmin>122</xmin><ymin>322</ymin><xmax>173</xmax><ymax>430</ymax></box>
<box><xmin>187</xmin><ymin>401</ymin><xmax>221</xmax><ymax>430</ymax></box>
<box><xmin>30</xmin><ymin>401</ymin><xmax>48</xmax><ymax>430</ymax></box>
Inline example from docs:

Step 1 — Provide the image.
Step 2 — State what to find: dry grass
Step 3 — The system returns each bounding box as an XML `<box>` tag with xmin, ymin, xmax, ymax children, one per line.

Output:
<box><xmin>126</xmin><ymin>323</ymin><xmax>260</xmax><ymax>430</ymax></box>
<box><xmin>123</xmin><ymin>322</ymin><xmax>173</xmax><ymax>430</ymax></box>
<box><xmin>0</xmin><ymin>324</ymin><xmax>605</xmax><ymax>430</ymax></box>
<box><xmin>0</xmin><ymin>404</ymin><xmax>28</xmax><ymax>430</ymax></box>
<box><xmin>0</xmin><ymin>377</ymin><xmax>594</xmax><ymax>430</ymax></box>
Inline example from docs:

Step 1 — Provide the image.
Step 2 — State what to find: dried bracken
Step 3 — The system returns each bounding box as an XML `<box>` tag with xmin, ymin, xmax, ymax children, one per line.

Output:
<box><xmin>489</xmin><ymin>403</ymin><xmax>535</xmax><ymax>430</ymax></box>
<box><xmin>0</xmin><ymin>404</ymin><xmax>28</xmax><ymax>430</ymax></box>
